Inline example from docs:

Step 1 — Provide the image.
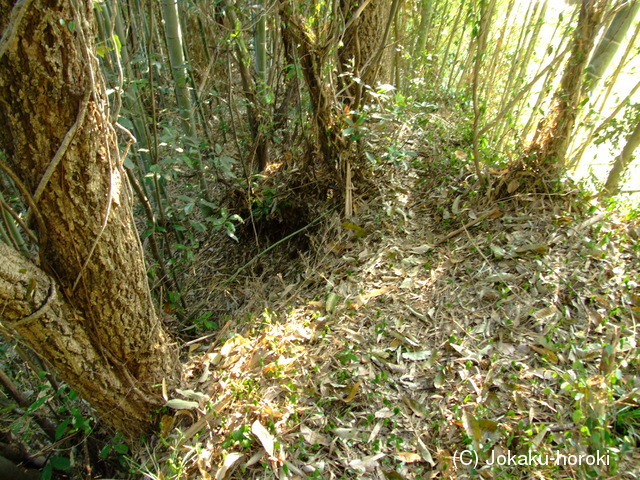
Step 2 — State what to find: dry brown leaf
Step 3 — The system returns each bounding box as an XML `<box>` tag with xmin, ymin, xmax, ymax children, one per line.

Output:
<box><xmin>396</xmin><ymin>451</ymin><xmax>422</xmax><ymax>463</ymax></box>
<box><xmin>220</xmin><ymin>335</ymin><xmax>246</xmax><ymax>357</ymax></box>
<box><xmin>530</xmin><ymin>345</ymin><xmax>559</xmax><ymax>364</ymax></box>
<box><xmin>159</xmin><ymin>415</ymin><xmax>174</xmax><ymax>439</ymax></box>
<box><xmin>342</xmin><ymin>380</ymin><xmax>362</xmax><ymax>403</ymax></box>
<box><xmin>349</xmin><ymin>453</ymin><xmax>385</xmax><ymax>473</ymax></box>
<box><xmin>252</xmin><ymin>420</ymin><xmax>275</xmax><ymax>458</ymax></box>
<box><xmin>402</xmin><ymin>396</ymin><xmax>426</xmax><ymax>417</ymax></box>
<box><xmin>452</xmin><ymin>195</ymin><xmax>461</xmax><ymax>215</ymax></box>
<box><xmin>531</xmin><ymin>305</ymin><xmax>558</xmax><ymax>320</ymax></box>
<box><xmin>300</xmin><ymin>425</ymin><xmax>330</xmax><ymax>446</ymax></box>
<box><xmin>415</xmin><ymin>435</ymin><xmax>435</xmax><ymax>466</ymax></box>
<box><xmin>368</xmin><ymin>420</ymin><xmax>383</xmax><ymax>443</ymax></box>
<box><xmin>215</xmin><ymin>452</ymin><xmax>244</xmax><ymax>480</ymax></box>
<box><xmin>461</xmin><ymin>409</ymin><xmax>482</xmax><ymax>450</ymax></box>
<box><xmin>514</xmin><ymin>243</ymin><xmax>549</xmax><ymax>255</ymax></box>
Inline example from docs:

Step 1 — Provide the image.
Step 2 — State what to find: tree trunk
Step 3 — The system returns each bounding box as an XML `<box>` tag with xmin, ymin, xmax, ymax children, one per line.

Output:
<box><xmin>525</xmin><ymin>0</ymin><xmax>608</xmax><ymax>171</ymax></box>
<box><xmin>162</xmin><ymin>0</ymin><xmax>198</xmax><ymax>137</ymax></box>
<box><xmin>279</xmin><ymin>4</ymin><xmax>345</xmax><ymax>175</ymax></box>
<box><xmin>584</xmin><ymin>0</ymin><xmax>640</xmax><ymax>95</ymax></box>
<box><xmin>602</xmin><ymin>115</ymin><xmax>640</xmax><ymax>196</ymax></box>
<box><xmin>162</xmin><ymin>0</ymin><xmax>213</xmax><ymax>195</ymax></box>
<box><xmin>412</xmin><ymin>0</ymin><xmax>433</xmax><ymax>62</ymax></box>
<box><xmin>0</xmin><ymin>0</ymin><xmax>180</xmax><ymax>438</ymax></box>
<box><xmin>337</xmin><ymin>0</ymin><xmax>396</xmax><ymax>109</ymax></box>
<box><xmin>223</xmin><ymin>0</ymin><xmax>269</xmax><ymax>171</ymax></box>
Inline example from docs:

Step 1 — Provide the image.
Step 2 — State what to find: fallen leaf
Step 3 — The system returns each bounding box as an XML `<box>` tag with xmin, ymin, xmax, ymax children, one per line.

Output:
<box><xmin>402</xmin><ymin>350</ymin><xmax>432</xmax><ymax>361</ymax></box>
<box><xmin>349</xmin><ymin>453</ymin><xmax>385</xmax><ymax>473</ymax></box>
<box><xmin>215</xmin><ymin>452</ymin><xmax>244</xmax><ymax>480</ymax></box>
<box><xmin>452</xmin><ymin>195</ymin><xmax>461</xmax><ymax>215</ymax></box>
<box><xmin>383</xmin><ymin>469</ymin><xmax>407</xmax><ymax>480</ymax></box>
<box><xmin>530</xmin><ymin>345</ymin><xmax>559</xmax><ymax>364</ymax></box>
<box><xmin>375</xmin><ymin>408</ymin><xmax>394</xmax><ymax>418</ymax></box>
<box><xmin>485</xmin><ymin>272</ymin><xmax>516</xmax><ymax>283</ymax></box>
<box><xmin>490</xmin><ymin>244</ymin><xmax>507</xmax><ymax>259</ymax></box>
<box><xmin>159</xmin><ymin>415</ymin><xmax>174</xmax><ymax>438</ymax></box>
<box><xmin>402</xmin><ymin>396</ymin><xmax>426</xmax><ymax>417</ymax></box>
<box><xmin>415</xmin><ymin>436</ymin><xmax>435</xmax><ymax>466</ymax></box>
<box><xmin>252</xmin><ymin>420</ymin><xmax>275</xmax><ymax>458</ymax></box>
<box><xmin>342</xmin><ymin>222</ymin><xmax>368</xmax><ymax>238</ymax></box>
<box><xmin>300</xmin><ymin>425</ymin><xmax>330</xmax><ymax>446</ymax></box>
<box><xmin>326</xmin><ymin>292</ymin><xmax>341</xmax><ymax>313</ymax></box>
<box><xmin>333</xmin><ymin>427</ymin><xmax>356</xmax><ymax>440</ymax></box>
<box><xmin>410</xmin><ymin>244</ymin><xmax>434</xmax><ymax>254</ymax></box>
<box><xmin>532</xmin><ymin>305</ymin><xmax>558</xmax><ymax>320</ymax></box>
<box><xmin>165</xmin><ymin>399</ymin><xmax>199</xmax><ymax>410</ymax></box>
<box><xmin>396</xmin><ymin>451</ymin><xmax>421</xmax><ymax>463</ymax></box>
<box><xmin>342</xmin><ymin>381</ymin><xmax>362</xmax><ymax>403</ymax></box>
<box><xmin>514</xmin><ymin>243</ymin><xmax>549</xmax><ymax>255</ymax></box>
<box><xmin>488</xmin><ymin>208</ymin><xmax>503</xmax><ymax>219</ymax></box>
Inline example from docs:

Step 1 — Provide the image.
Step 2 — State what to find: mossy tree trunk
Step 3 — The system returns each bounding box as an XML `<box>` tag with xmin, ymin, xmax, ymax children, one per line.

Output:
<box><xmin>0</xmin><ymin>0</ymin><xmax>180</xmax><ymax>438</ymax></box>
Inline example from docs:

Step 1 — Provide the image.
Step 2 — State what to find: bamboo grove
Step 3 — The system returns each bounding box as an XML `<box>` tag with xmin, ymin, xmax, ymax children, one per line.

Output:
<box><xmin>89</xmin><ymin>0</ymin><xmax>640</xmax><ymax>231</ymax></box>
<box><xmin>0</xmin><ymin>0</ymin><xmax>639</xmax><ymax>451</ymax></box>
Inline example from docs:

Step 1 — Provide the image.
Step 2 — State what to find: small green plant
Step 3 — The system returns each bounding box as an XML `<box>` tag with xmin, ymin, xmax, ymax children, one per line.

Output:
<box><xmin>222</xmin><ymin>425</ymin><xmax>253</xmax><ymax>450</ymax></box>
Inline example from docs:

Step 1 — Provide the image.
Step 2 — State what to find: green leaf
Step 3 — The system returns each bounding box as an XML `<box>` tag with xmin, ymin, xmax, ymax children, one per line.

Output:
<box><xmin>99</xmin><ymin>444</ymin><xmax>111</xmax><ymax>459</ymax></box>
<box><xmin>122</xmin><ymin>156</ymin><xmax>135</xmax><ymax>169</ymax></box>
<box><xmin>265</xmin><ymin>91</ymin><xmax>274</xmax><ymax>104</ymax></box>
<box><xmin>95</xmin><ymin>45</ymin><xmax>109</xmax><ymax>58</ymax></box>
<box><xmin>190</xmin><ymin>221</ymin><xmax>206</xmax><ymax>232</ymax></box>
<box><xmin>572</xmin><ymin>409</ymin><xmax>584</xmax><ymax>423</ymax></box>
<box><xmin>51</xmin><ymin>455</ymin><xmax>71</xmax><ymax>470</ymax></box>
<box><xmin>199</xmin><ymin>199</ymin><xmax>218</xmax><ymax>210</ymax></box>
<box><xmin>55</xmin><ymin>418</ymin><xmax>72</xmax><ymax>440</ymax></box>
<box><xmin>26</xmin><ymin>395</ymin><xmax>47</xmax><ymax>414</ymax></box>
<box><xmin>112</xmin><ymin>34</ymin><xmax>122</xmax><ymax>57</ymax></box>
<box><xmin>113</xmin><ymin>443</ymin><xmax>129</xmax><ymax>454</ymax></box>
<box><xmin>67</xmin><ymin>21</ymin><xmax>76</xmax><ymax>32</ymax></box>
<box><xmin>326</xmin><ymin>292</ymin><xmax>341</xmax><ymax>313</ymax></box>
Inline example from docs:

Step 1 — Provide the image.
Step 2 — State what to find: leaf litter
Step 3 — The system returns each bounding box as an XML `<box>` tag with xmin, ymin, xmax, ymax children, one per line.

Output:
<box><xmin>139</xmin><ymin>161</ymin><xmax>640</xmax><ymax>479</ymax></box>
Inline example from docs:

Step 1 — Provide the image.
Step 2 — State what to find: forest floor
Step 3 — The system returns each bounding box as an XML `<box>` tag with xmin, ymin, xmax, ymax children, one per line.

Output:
<box><xmin>135</xmin><ymin>129</ymin><xmax>640</xmax><ymax>480</ymax></box>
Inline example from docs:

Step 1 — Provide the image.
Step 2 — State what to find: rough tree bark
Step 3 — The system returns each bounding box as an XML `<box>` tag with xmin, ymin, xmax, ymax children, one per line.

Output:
<box><xmin>337</xmin><ymin>0</ymin><xmax>397</xmax><ymax>109</ymax></box>
<box><xmin>525</xmin><ymin>0</ymin><xmax>608</xmax><ymax>172</ymax></box>
<box><xmin>279</xmin><ymin>3</ymin><xmax>345</xmax><ymax>175</ymax></box>
<box><xmin>0</xmin><ymin>0</ymin><xmax>180</xmax><ymax>437</ymax></box>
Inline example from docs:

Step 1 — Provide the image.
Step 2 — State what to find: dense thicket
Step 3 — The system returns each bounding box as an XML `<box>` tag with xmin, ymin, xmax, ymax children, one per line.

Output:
<box><xmin>0</xmin><ymin>0</ymin><xmax>638</xmax><ymax>477</ymax></box>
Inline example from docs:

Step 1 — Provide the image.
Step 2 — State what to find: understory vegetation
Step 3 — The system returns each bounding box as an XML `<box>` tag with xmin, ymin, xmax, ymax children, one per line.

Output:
<box><xmin>0</xmin><ymin>0</ymin><xmax>639</xmax><ymax>479</ymax></box>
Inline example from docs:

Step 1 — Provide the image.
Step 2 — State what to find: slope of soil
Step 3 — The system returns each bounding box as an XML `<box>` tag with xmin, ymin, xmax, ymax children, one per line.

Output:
<box><xmin>136</xmin><ymin>145</ymin><xmax>640</xmax><ymax>480</ymax></box>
